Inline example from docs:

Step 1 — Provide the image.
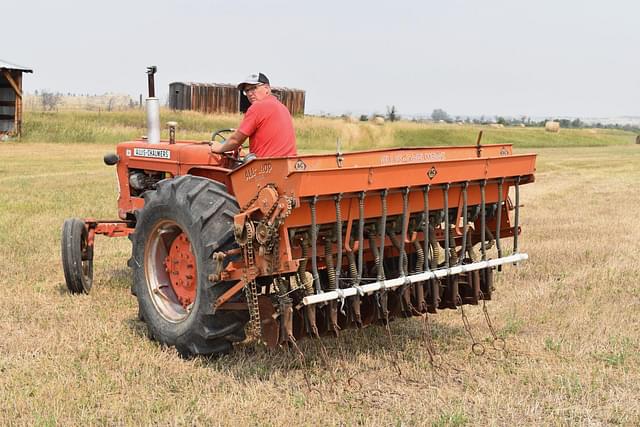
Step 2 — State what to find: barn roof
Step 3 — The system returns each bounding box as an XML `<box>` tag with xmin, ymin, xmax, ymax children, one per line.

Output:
<box><xmin>0</xmin><ymin>59</ymin><xmax>33</xmax><ymax>73</ymax></box>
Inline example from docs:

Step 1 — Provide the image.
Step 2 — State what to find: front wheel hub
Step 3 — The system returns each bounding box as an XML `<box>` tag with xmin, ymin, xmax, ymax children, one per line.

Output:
<box><xmin>164</xmin><ymin>232</ymin><xmax>197</xmax><ymax>308</ymax></box>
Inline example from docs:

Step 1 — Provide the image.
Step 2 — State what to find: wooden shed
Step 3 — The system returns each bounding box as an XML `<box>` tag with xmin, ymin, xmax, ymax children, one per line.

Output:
<box><xmin>0</xmin><ymin>59</ymin><xmax>32</xmax><ymax>137</ymax></box>
<box><xmin>169</xmin><ymin>82</ymin><xmax>305</xmax><ymax>116</ymax></box>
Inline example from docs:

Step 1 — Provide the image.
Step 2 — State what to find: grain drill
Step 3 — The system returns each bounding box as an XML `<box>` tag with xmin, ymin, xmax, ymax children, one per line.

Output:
<box><xmin>61</xmin><ymin>69</ymin><xmax>536</xmax><ymax>356</ymax></box>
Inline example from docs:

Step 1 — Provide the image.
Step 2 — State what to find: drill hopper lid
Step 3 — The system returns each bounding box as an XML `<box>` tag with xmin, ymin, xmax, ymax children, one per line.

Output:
<box><xmin>228</xmin><ymin>144</ymin><xmax>536</xmax><ymax>208</ymax></box>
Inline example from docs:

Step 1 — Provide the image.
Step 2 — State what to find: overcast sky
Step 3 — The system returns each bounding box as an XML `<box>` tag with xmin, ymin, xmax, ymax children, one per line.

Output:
<box><xmin>3</xmin><ymin>0</ymin><xmax>639</xmax><ymax>118</ymax></box>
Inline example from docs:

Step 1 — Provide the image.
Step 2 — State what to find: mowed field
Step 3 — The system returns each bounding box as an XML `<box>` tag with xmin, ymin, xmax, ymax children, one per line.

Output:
<box><xmin>1</xmin><ymin>117</ymin><xmax>640</xmax><ymax>425</ymax></box>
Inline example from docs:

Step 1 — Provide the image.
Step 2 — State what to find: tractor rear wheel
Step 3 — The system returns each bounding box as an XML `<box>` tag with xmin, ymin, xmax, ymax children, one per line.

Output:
<box><xmin>61</xmin><ymin>218</ymin><xmax>93</xmax><ymax>294</ymax></box>
<box><xmin>131</xmin><ymin>175</ymin><xmax>247</xmax><ymax>356</ymax></box>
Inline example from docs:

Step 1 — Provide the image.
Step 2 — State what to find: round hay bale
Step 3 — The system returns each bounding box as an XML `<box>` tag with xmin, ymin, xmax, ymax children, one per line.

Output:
<box><xmin>489</xmin><ymin>123</ymin><xmax>504</xmax><ymax>129</ymax></box>
<box><xmin>545</xmin><ymin>121</ymin><xmax>560</xmax><ymax>133</ymax></box>
<box><xmin>373</xmin><ymin>116</ymin><xmax>385</xmax><ymax>125</ymax></box>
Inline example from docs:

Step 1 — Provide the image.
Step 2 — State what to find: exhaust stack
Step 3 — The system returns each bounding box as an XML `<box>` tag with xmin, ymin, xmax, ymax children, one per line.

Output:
<box><xmin>146</xmin><ymin>66</ymin><xmax>160</xmax><ymax>144</ymax></box>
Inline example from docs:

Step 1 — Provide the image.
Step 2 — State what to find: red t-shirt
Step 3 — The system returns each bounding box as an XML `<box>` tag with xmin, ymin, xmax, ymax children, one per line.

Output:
<box><xmin>238</xmin><ymin>95</ymin><xmax>297</xmax><ymax>157</ymax></box>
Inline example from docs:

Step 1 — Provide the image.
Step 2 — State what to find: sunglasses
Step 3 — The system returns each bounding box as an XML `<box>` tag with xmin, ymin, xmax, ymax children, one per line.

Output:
<box><xmin>242</xmin><ymin>84</ymin><xmax>264</xmax><ymax>96</ymax></box>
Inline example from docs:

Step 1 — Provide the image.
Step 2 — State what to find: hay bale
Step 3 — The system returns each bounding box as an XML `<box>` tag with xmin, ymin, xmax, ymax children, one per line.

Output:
<box><xmin>636</xmin><ymin>134</ymin><xmax>640</xmax><ymax>144</ymax></box>
<box><xmin>373</xmin><ymin>116</ymin><xmax>385</xmax><ymax>125</ymax></box>
<box><xmin>489</xmin><ymin>123</ymin><xmax>504</xmax><ymax>129</ymax></box>
<box><xmin>545</xmin><ymin>121</ymin><xmax>560</xmax><ymax>132</ymax></box>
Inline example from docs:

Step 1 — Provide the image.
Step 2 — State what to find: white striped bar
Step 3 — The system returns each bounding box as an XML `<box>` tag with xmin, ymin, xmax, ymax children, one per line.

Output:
<box><xmin>302</xmin><ymin>253</ymin><xmax>528</xmax><ymax>306</ymax></box>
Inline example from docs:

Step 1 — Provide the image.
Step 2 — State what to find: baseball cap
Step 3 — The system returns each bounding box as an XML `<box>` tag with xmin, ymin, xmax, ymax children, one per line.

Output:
<box><xmin>237</xmin><ymin>72</ymin><xmax>270</xmax><ymax>90</ymax></box>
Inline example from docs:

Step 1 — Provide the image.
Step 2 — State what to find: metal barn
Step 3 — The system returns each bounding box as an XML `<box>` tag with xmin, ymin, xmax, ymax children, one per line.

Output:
<box><xmin>169</xmin><ymin>82</ymin><xmax>305</xmax><ymax>116</ymax></box>
<box><xmin>0</xmin><ymin>59</ymin><xmax>32</xmax><ymax>137</ymax></box>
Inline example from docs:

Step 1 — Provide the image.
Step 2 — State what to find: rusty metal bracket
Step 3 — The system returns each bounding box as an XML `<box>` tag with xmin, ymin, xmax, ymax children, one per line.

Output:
<box><xmin>475</xmin><ymin>130</ymin><xmax>483</xmax><ymax>158</ymax></box>
<box><xmin>336</xmin><ymin>138</ymin><xmax>344</xmax><ymax>168</ymax></box>
<box><xmin>212</xmin><ymin>264</ymin><xmax>259</xmax><ymax>311</ymax></box>
<box><xmin>211</xmin><ymin>252</ymin><xmax>226</xmax><ymax>282</ymax></box>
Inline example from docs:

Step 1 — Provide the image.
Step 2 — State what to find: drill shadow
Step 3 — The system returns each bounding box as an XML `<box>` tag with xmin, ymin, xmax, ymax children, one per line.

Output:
<box><xmin>199</xmin><ymin>316</ymin><xmax>468</xmax><ymax>383</ymax></box>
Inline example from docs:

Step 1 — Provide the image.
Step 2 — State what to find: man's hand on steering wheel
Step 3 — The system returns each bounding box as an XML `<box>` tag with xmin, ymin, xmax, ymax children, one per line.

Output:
<box><xmin>209</xmin><ymin>128</ymin><xmax>250</xmax><ymax>164</ymax></box>
<box><xmin>209</xmin><ymin>128</ymin><xmax>238</xmax><ymax>157</ymax></box>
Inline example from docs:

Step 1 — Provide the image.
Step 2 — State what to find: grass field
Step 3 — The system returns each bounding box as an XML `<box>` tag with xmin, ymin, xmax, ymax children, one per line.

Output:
<box><xmin>1</xmin><ymin>114</ymin><xmax>640</xmax><ymax>425</ymax></box>
<box><xmin>20</xmin><ymin>109</ymin><xmax>637</xmax><ymax>150</ymax></box>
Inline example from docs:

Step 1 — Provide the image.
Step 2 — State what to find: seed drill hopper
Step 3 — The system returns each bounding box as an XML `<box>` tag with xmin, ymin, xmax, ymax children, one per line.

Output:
<box><xmin>61</xmin><ymin>69</ymin><xmax>536</xmax><ymax>356</ymax></box>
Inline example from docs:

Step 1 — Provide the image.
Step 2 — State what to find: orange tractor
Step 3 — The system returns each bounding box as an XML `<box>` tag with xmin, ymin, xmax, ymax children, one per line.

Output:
<box><xmin>61</xmin><ymin>69</ymin><xmax>536</xmax><ymax>356</ymax></box>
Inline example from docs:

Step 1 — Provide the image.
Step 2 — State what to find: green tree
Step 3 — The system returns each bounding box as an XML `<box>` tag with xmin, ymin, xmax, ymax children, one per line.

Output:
<box><xmin>431</xmin><ymin>108</ymin><xmax>450</xmax><ymax>122</ymax></box>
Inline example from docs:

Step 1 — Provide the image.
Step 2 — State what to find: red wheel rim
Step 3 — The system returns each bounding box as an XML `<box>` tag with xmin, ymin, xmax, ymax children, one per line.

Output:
<box><xmin>164</xmin><ymin>232</ymin><xmax>197</xmax><ymax>308</ymax></box>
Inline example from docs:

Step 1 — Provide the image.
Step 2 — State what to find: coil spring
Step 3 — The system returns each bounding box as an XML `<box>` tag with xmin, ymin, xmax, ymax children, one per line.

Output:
<box><xmin>297</xmin><ymin>238</ymin><xmax>308</xmax><ymax>279</ymax></box>
<box><xmin>276</xmin><ymin>277</ymin><xmax>292</xmax><ymax>304</ymax></box>
<box><xmin>297</xmin><ymin>238</ymin><xmax>314</xmax><ymax>295</ymax></box>
<box><xmin>310</xmin><ymin>196</ymin><xmax>320</xmax><ymax>294</ymax></box>
<box><xmin>357</xmin><ymin>192</ymin><xmax>365</xmax><ymax>280</ymax></box>
<box><xmin>378</xmin><ymin>190</ymin><xmax>389</xmax><ymax>281</ymax></box>
<box><xmin>368</xmin><ymin>233</ymin><xmax>384</xmax><ymax>280</ymax></box>
<box><xmin>449</xmin><ymin>227</ymin><xmax>459</xmax><ymax>265</ymax></box>
<box><xmin>413</xmin><ymin>240</ymin><xmax>424</xmax><ymax>274</ymax></box>
<box><xmin>429</xmin><ymin>224</ymin><xmax>440</xmax><ymax>269</ymax></box>
<box><xmin>346</xmin><ymin>250</ymin><xmax>358</xmax><ymax>285</ymax></box>
<box><xmin>324</xmin><ymin>239</ymin><xmax>337</xmax><ymax>291</ymax></box>
<box><xmin>334</xmin><ymin>194</ymin><xmax>343</xmax><ymax>282</ymax></box>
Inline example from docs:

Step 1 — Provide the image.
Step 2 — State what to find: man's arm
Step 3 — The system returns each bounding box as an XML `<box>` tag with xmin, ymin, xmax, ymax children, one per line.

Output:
<box><xmin>210</xmin><ymin>130</ymin><xmax>248</xmax><ymax>154</ymax></box>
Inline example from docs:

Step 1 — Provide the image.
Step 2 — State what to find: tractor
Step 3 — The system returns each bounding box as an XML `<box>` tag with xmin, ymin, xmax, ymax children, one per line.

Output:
<box><xmin>61</xmin><ymin>69</ymin><xmax>536</xmax><ymax>356</ymax></box>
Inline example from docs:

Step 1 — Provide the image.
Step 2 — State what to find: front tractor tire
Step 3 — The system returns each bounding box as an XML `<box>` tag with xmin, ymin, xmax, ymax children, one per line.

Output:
<box><xmin>61</xmin><ymin>218</ymin><xmax>93</xmax><ymax>294</ymax></box>
<box><xmin>131</xmin><ymin>175</ymin><xmax>247</xmax><ymax>356</ymax></box>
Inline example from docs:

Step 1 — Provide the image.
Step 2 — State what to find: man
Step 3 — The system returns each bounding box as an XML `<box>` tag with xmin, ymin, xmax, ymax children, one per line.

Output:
<box><xmin>210</xmin><ymin>72</ymin><xmax>297</xmax><ymax>157</ymax></box>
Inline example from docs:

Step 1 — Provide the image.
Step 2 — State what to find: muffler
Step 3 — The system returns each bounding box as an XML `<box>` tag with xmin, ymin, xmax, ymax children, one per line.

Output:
<box><xmin>146</xmin><ymin>66</ymin><xmax>160</xmax><ymax>144</ymax></box>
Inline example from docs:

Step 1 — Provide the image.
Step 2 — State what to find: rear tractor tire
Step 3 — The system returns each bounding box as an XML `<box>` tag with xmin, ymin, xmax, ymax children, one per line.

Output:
<box><xmin>61</xmin><ymin>218</ymin><xmax>94</xmax><ymax>294</ymax></box>
<box><xmin>130</xmin><ymin>175</ymin><xmax>248</xmax><ymax>357</ymax></box>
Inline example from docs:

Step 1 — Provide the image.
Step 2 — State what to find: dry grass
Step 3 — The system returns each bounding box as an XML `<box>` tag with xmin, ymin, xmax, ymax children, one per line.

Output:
<box><xmin>1</xmin><ymin>141</ymin><xmax>639</xmax><ymax>426</ymax></box>
<box><xmin>19</xmin><ymin>110</ymin><xmax>637</xmax><ymax>150</ymax></box>
<box><xmin>23</xmin><ymin>94</ymin><xmax>134</xmax><ymax>112</ymax></box>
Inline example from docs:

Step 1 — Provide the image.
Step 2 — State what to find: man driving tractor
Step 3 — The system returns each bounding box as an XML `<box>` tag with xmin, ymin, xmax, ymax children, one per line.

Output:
<box><xmin>210</xmin><ymin>72</ymin><xmax>297</xmax><ymax>158</ymax></box>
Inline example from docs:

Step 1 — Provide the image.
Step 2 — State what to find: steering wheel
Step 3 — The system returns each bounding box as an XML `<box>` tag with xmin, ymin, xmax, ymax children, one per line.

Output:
<box><xmin>211</xmin><ymin>128</ymin><xmax>236</xmax><ymax>144</ymax></box>
<box><xmin>210</xmin><ymin>128</ymin><xmax>240</xmax><ymax>161</ymax></box>
<box><xmin>209</xmin><ymin>128</ymin><xmax>253</xmax><ymax>166</ymax></box>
